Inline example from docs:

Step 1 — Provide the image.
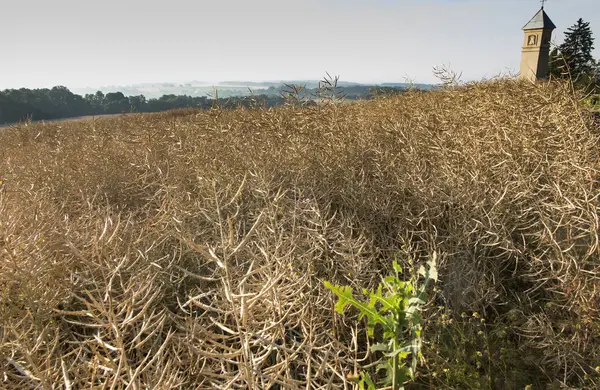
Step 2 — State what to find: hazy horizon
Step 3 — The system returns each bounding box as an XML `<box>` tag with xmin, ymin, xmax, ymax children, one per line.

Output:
<box><xmin>1</xmin><ymin>0</ymin><xmax>599</xmax><ymax>90</ymax></box>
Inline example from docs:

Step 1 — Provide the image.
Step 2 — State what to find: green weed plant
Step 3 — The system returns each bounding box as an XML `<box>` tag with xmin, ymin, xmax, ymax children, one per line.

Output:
<box><xmin>324</xmin><ymin>254</ymin><xmax>438</xmax><ymax>390</ymax></box>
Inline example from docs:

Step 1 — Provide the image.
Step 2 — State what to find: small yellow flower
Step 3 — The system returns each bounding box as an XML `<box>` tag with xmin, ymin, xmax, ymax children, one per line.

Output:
<box><xmin>473</xmin><ymin>312</ymin><xmax>480</xmax><ymax>319</ymax></box>
<box><xmin>595</xmin><ymin>365</ymin><xmax>600</xmax><ymax>373</ymax></box>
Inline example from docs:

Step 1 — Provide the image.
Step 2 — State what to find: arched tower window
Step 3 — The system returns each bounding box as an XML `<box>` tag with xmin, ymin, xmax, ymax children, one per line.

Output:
<box><xmin>527</xmin><ymin>34</ymin><xmax>538</xmax><ymax>46</ymax></box>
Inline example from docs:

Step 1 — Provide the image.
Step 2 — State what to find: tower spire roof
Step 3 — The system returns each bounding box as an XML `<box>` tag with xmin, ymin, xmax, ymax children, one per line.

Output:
<box><xmin>523</xmin><ymin>8</ymin><xmax>556</xmax><ymax>30</ymax></box>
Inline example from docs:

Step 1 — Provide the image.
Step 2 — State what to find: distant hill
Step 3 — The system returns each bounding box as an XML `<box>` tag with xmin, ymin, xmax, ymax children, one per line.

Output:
<box><xmin>72</xmin><ymin>80</ymin><xmax>434</xmax><ymax>99</ymax></box>
<box><xmin>71</xmin><ymin>82</ymin><xmax>264</xmax><ymax>100</ymax></box>
<box><xmin>380</xmin><ymin>82</ymin><xmax>435</xmax><ymax>90</ymax></box>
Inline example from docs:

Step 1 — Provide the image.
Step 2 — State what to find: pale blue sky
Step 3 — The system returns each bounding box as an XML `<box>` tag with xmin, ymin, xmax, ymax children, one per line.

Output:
<box><xmin>0</xmin><ymin>0</ymin><xmax>598</xmax><ymax>89</ymax></box>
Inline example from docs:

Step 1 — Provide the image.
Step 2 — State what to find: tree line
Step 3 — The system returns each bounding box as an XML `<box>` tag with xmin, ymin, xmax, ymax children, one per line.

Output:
<box><xmin>0</xmin><ymin>84</ymin><xmax>410</xmax><ymax>125</ymax></box>
<box><xmin>0</xmin><ymin>88</ymin><xmax>289</xmax><ymax>125</ymax></box>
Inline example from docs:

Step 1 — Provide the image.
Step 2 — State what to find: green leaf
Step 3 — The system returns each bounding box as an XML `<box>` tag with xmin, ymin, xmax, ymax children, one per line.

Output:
<box><xmin>323</xmin><ymin>280</ymin><xmax>391</xmax><ymax>336</ymax></box>
<box><xmin>384</xmin><ymin>348</ymin><xmax>411</xmax><ymax>359</ymax></box>
<box><xmin>370</xmin><ymin>292</ymin><xmax>397</xmax><ymax>312</ymax></box>
<box><xmin>360</xmin><ymin>372</ymin><xmax>376</xmax><ymax>390</ymax></box>
<box><xmin>377</xmin><ymin>361</ymin><xmax>393</xmax><ymax>386</ymax></box>
<box><xmin>371</xmin><ymin>342</ymin><xmax>391</xmax><ymax>353</ymax></box>
<box><xmin>392</xmin><ymin>260</ymin><xmax>403</xmax><ymax>274</ymax></box>
<box><xmin>398</xmin><ymin>365</ymin><xmax>412</xmax><ymax>384</ymax></box>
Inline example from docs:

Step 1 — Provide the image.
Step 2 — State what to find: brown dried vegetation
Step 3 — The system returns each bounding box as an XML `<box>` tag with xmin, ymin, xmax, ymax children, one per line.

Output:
<box><xmin>0</xmin><ymin>79</ymin><xmax>599</xmax><ymax>389</ymax></box>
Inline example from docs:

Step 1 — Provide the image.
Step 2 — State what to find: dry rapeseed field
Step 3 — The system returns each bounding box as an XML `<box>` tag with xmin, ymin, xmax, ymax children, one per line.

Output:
<box><xmin>0</xmin><ymin>80</ymin><xmax>599</xmax><ymax>389</ymax></box>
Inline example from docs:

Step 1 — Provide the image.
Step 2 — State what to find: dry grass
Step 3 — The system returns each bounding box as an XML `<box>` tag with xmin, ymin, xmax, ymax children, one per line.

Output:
<box><xmin>0</xmin><ymin>79</ymin><xmax>599</xmax><ymax>389</ymax></box>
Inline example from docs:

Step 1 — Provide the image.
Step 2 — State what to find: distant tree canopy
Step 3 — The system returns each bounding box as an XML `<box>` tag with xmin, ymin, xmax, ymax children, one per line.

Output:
<box><xmin>550</xmin><ymin>18</ymin><xmax>598</xmax><ymax>88</ymax></box>
<box><xmin>0</xmin><ymin>84</ymin><xmax>409</xmax><ymax>125</ymax></box>
<box><xmin>0</xmin><ymin>87</ymin><xmax>286</xmax><ymax>125</ymax></box>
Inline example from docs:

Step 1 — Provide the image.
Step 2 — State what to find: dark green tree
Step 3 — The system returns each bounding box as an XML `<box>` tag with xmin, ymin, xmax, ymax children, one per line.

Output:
<box><xmin>548</xmin><ymin>48</ymin><xmax>565</xmax><ymax>79</ymax></box>
<box><xmin>104</xmin><ymin>92</ymin><xmax>130</xmax><ymax>113</ymax></box>
<box><xmin>128</xmin><ymin>95</ymin><xmax>147</xmax><ymax>112</ymax></box>
<box><xmin>558</xmin><ymin>18</ymin><xmax>596</xmax><ymax>80</ymax></box>
<box><xmin>84</xmin><ymin>91</ymin><xmax>106</xmax><ymax>114</ymax></box>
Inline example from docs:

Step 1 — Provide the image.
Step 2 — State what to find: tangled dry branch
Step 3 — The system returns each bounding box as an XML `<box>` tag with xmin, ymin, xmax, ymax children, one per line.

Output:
<box><xmin>0</xmin><ymin>79</ymin><xmax>599</xmax><ymax>388</ymax></box>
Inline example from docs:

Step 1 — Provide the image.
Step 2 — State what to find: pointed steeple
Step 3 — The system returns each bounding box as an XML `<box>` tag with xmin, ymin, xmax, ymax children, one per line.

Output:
<box><xmin>523</xmin><ymin>8</ymin><xmax>556</xmax><ymax>31</ymax></box>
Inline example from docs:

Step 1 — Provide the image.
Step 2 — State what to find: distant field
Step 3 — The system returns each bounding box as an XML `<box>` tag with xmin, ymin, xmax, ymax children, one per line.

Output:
<box><xmin>1</xmin><ymin>80</ymin><xmax>599</xmax><ymax>389</ymax></box>
<box><xmin>0</xmin><ymin>113</ymin><xmax>126</xmax><ymax>129</ymax></box>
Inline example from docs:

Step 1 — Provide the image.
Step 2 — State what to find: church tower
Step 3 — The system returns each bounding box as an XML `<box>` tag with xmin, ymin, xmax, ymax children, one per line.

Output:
<box><xmin>519</xmin><ymin>6</ymin><xmax>556</xmax><ymax>81</ymax></box>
